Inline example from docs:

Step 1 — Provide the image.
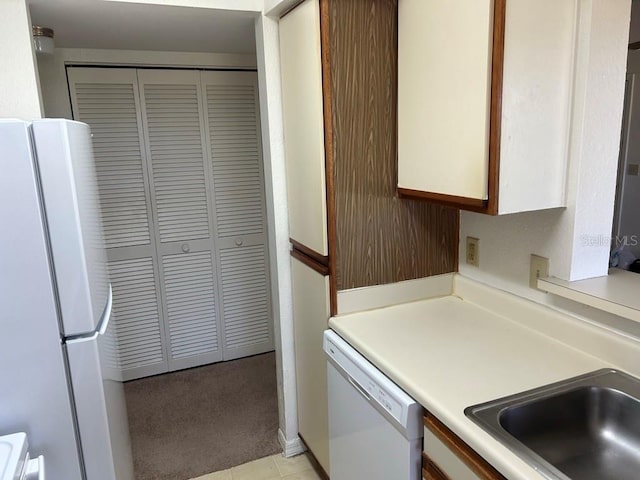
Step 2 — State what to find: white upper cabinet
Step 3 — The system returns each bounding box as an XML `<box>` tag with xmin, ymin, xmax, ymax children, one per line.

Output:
<box><xmin>279</xmin><ymin>0</ymin><xmax>329</xmax><ymax>254</ymax></box>
<box><xmin>398</xmin><ymin>0</ymin><xmax>577</xmax><ymax>215</ymax></box>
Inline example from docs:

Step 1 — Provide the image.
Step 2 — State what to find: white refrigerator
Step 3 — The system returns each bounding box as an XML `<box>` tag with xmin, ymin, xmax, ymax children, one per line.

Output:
<box><xmin>0</xmin><ymin>119</ymin><xmax>134</xmax><ymax>480</ymax></box>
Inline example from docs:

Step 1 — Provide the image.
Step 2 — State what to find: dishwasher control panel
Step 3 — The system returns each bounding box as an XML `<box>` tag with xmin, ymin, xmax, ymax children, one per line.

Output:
<box><xmin>324</xmin><ymin>330</ymin><xmax>415</xmax><ymax>426</ymax></box>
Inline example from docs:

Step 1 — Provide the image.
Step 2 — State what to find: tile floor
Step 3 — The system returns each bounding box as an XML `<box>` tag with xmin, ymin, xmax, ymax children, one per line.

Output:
<box><xmin>191</xmin><ymin>453</ymin><xmax>322</xmax><ymax>480</ymax></box>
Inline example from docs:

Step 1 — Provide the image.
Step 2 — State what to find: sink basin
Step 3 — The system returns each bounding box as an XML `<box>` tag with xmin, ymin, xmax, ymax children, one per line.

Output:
<box><xmin>465</xmin><ymin>369</ymin><xmax>640</xmax><ymax>480</ymax></box>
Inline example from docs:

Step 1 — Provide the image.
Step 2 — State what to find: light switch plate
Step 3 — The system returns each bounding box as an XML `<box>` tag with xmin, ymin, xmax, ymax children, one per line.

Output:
<box><xmin>530</xmin><ymin>254</ymin><xmax>549</xmax><ymax>289</ymax></box>
<box><xmin>466</xmin><ymin>237</ymin><xmax>479</xmax><ymax>267</ymax></box>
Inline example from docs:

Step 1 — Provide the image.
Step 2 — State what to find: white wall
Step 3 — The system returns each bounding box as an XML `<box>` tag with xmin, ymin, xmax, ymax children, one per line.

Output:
<box><xmin>459</xmin><ymin>0</ymin><xmax>631</xmax><ymax>300</ymax></box>
<box><xmin>0</xmin><ymin>0</ymin><xmax>43</xmax><ymax>119</ymax></box>
<box><xmin>255</xmin><ymin>15</ymin><xmax>302</xmax><ymax>456</ymax></box>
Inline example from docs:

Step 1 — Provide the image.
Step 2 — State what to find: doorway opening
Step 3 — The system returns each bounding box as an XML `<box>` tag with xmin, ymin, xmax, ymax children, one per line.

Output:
<box><xmin>31</xmin><ymin>2</ymin><xmax>283</xmax><ymax>478</ymax></box>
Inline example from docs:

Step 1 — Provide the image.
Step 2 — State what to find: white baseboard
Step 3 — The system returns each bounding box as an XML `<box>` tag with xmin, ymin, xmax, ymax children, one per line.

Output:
<box><xmin>277</xmin><ymin>429</ymin><xmax>306</xmax><ymax>457</ymax></box>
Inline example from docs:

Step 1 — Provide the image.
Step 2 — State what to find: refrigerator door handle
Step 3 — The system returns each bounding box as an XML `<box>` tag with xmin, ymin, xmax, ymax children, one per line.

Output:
<box><xmin>98</xmin><ymin>283</ymin><xmax>112</xmax><ymax>336</ymax></box>
<box><xmin>67</xmin><ymin>284</ymin><xmax>112</xmax><ymax>343</ymax></box>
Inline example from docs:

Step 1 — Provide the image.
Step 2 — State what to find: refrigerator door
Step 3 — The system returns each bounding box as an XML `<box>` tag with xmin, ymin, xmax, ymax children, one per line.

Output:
<box><xmin>67</xmin><ymin>308</ymin><xmax>134</xmax><ymax>480</ymax></box>
<box><xmin>31</xmin><ymin>119</ymin><xmax>110</xmax><ymax>337</ymax></box>
<box><xmin>0</xmin><ymin>120</ymin><xmax>83</xmax><ymax>480</ymax></box>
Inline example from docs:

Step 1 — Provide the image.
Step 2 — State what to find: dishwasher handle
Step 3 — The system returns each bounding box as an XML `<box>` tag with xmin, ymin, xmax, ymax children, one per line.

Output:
<box><xmin>348</xmin><ymin>375</ymin><xmax>371</xmax><ymax>401</ymax></box>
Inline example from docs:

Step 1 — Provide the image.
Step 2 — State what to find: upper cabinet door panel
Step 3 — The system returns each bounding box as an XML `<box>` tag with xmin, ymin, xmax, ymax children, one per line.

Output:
<box><xmin>398</xmin><ymin>0</ymin><xmax>494</xmax><ymax>201</ymax></box>
<box><xmin>279</xmin><ymin>0</ymin><xmax>329</xmax><ymax>256</ymax></box>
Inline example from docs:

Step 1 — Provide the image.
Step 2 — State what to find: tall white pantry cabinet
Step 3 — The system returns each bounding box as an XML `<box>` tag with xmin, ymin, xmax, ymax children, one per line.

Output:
<box><xmin>67</xmin><ymin>67</ymin><xmax>273</xmax><ymax>380</ymax></box>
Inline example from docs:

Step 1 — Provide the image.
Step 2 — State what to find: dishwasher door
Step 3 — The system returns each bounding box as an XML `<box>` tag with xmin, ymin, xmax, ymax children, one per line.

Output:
<box><xmin>324</xmin><ymin>330</ymin><xmax>423</xmax><ymax>480</ymax></box>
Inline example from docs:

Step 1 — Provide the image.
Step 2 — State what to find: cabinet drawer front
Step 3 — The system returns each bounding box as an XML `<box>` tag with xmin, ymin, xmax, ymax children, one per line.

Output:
<box><xmin>423</xmin><ymin>413</ymin><xmax>507</xmax><ymax>480</ymax></box>
<box><xmin>424</xmin><ymin>428</ymin><xmax>482</xmax><ymax>480</ymax></box>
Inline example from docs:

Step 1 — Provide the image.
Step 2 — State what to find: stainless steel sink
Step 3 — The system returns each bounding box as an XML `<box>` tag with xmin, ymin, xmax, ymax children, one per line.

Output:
<box><xmin>465</xmin><ymin>369</ymin><xmax>640</xmax><ymax>480</ymax></box>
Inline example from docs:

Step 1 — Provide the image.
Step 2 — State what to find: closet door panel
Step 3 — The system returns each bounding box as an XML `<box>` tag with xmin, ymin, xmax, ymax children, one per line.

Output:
<box><xmin>201</xmin><ymin>71</ymin><xmax>274</xmax><ymax>360</ymax></box>
<box><xmin>138</xmin><ymin>69</ymin><xmax>223</xmax><ymax>370</ymax></box>
<box><xmin>205</xmin><ymin>79</ymin><xmax>266</xmax><ymax>239</ymax></box>
<box><xmin>140</xmin><ymin>79</ymin><xmax>211</xmax><ymax>243</ymax></box>
<box><xmin>108</xmin><ymin>256</ymin><xmax>167</xmax><ymax>380</ymax></box>
<box><xmin>69</xmin><ymin>68</ymin><xmax>153</xmax><ymax>249</ymax></box>
<box><xmin>68</xmin><ymin>67</ymin><xmax>169</xmax><ymax>380</ymax></box>
<box><xmin>219</xmin><ymin>244</ymin><xmax>272</xmax><ymax>360</ymax></box>
<box><xmin>161</xmin><ymin>250</ymin><xmax>222</xmax><ymax>369</ymax></box>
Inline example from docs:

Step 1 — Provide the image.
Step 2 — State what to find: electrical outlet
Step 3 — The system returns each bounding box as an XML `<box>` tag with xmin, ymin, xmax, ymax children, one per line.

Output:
<box><xmin>466</xmin><ymin>237</ymin><xmax>479</xmax><ymax>267</ymax></box>
<box><xmin>530</xmin><ymin>254</ymin><xmax>549</xmax><ymax>289</ymax></box>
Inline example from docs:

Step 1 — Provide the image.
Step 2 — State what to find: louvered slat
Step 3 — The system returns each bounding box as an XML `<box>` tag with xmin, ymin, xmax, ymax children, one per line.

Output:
<box><xmin>143</xmin><ymin>84</ymin><xmax>210</xmax><ymax>243</ymax></box>
<box><xmin>162</xmin><ymin>251</ymin><xmax>219</xmax><ymax>359</ymax></box>
<box><xmin>206</xmin><ymin>84</ymin><xmax>265</xmax><ymax>238</ymax></box>
<box><xmin>108</xmin><ymin>257</ymin><xmax>165</xmax><ymax>371</ymax></box>
<box><xmin>73</xmin><ymin>83</ymin><xmax>152</xmax><ymax>249</ymax></box>
<box><xmin>219</xmin><ymin>245</ymin><xmax>271</xmax><ymax>350</ymax></box>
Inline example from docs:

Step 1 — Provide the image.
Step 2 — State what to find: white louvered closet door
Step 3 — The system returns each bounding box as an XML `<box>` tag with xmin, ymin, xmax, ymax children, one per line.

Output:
<box><xmin>201</xmin><ymin>71</ymin><xmax>274</xmax><ymax>361</ymax></box>
<box><xmin>67</xmin><ymin>68</ymin><xmax>169</xmax><ymax>380</ymax></box>
<box><xmin>137</xmin><ymin>70</ymin><xmax>224</xmax><ymax>371</ymax></box>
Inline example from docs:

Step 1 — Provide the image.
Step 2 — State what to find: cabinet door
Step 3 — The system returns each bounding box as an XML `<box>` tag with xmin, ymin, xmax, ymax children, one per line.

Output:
<box><xmin>200</xmin><ymin>71</ymin><xmax>274</xmax><ymax>361</ymax></box>
<box><xmin>279</xmin><ymin>0</ymin><xmax>329</xmax><ymax>256</ymax></box>
<box><xmin>137</xmin><ymin>69</ymin><xmax>224</xmax><ymax>371</ymax></box>
<box><xmin>68</xmin><ymin>67</ymin><xmax>168</xmax><ymax>380</ymax></box>
<box><xmin>291</xmin><ymin>257</ymin><xmax>331</xmax><ymax>472</ymax></box>
<box><xmin>424</xmin><ymin>428</ymin><xmax>481</xmax><ymax>480</ymax></box>
<box><xmin>398</xmin><ymin>0</ymin><xmax>496</xmax><ymax>204</ymax></box>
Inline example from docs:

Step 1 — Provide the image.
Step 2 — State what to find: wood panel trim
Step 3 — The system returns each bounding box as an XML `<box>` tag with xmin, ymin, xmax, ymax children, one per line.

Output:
<box><xmin>319</xmin><ymin>0</ymin><xmax>338</xmax><ymax>316</ymax></box>
<box><xmin>422</xmin><ymin>452</ymin><xmax>452</xmax><ymax>480</ymax></box>
<box><xmin>291</xmin><ymin>248</ymin><xmax>330</xmax><ymax>276</ymax></box>
<box><xmin>486</xmin><ymin>0</ymin><xmax>506</xmax><ymax>216</ymax></box>
<box><xmin>398</xmin><ymin>188</ymin><xmax>487</xmax><ymax>210</ymax></box>
<box><xmin>290</xmin><ymin>238</ymin><xmax>329</xmax><ymax>267</ymax></box>
<box><xmin>424</xmin><ymin>412</ymin><xmax>508</xmax><ymax>480</ymax></box>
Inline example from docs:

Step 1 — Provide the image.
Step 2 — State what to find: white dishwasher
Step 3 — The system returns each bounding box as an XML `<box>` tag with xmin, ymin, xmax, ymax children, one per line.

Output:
<box><xmin>323</xmin><ymin>330</ymin><xmax>423</xmax><ymax>480</ymax></box>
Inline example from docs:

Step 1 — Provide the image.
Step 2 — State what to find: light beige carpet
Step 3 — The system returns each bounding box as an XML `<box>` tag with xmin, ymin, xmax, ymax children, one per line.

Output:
<box><xmin>124</xmin><ymin>352</ymin><xmax>281</xmax><ymax>480</ymax></box>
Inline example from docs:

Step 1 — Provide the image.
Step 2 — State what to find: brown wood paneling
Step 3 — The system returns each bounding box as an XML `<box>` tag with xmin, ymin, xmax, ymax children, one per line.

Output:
<box><xmin>327</xmin><ymin>0</ymin><xmax>459</xmax><ymax>290</ymax></box>
<box><xmin>424</xmin><ymin>412</ymin><xmax>508</xmax><ymax>480</ymax></box>
<box><xmin>319</xmin><ymin>0</ymin><xmax>339</xmax><ymax>315</ymax></box>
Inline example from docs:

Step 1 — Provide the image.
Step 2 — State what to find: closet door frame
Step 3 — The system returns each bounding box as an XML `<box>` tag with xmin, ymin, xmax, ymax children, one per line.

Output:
<box><xmin>68</xmin><ymin>67</ymin><xmax>170</xmax><ymax>380</ymax></box>
<box><xmin>137</xmin><ymin>69</ymin><xmax>225</xmax><ymax>372</ymax></box>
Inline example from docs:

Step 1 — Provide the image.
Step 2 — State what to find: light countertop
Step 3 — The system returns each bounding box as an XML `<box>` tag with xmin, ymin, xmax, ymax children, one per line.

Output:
<box><xmin>538</xmin><ymin>268</ymin><xmax>640</xmax><ymax>323</ymax></box>
<box><xmin>329</xmin><ymin>294</ymin><xmax>610</xmax><ymax>480</ymax></box>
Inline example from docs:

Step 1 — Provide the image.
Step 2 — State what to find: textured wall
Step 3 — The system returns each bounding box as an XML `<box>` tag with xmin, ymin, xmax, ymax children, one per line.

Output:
<box><xmin>329</xmin><ymin>0</ymin><xmax>459</xmax><ymax>290</ymax></box>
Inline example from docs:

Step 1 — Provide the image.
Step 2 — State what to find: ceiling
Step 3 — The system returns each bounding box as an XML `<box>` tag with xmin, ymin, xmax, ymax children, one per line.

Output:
<box><xmin>28</xmin><ymin>0</ymin><xmax>257</xmax><ymax>54</ymax></box>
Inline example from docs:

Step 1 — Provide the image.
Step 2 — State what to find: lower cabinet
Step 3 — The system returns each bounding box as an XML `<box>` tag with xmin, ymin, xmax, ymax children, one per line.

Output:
<box><xmin>290</xmin><ymin>257</ymin><xmax>331</xmax><ymax>473</ymax></box>
<box><xmin>422</xmin><ymin>412</ymin><xmax>506</xmax><ymax>480</ymax></box>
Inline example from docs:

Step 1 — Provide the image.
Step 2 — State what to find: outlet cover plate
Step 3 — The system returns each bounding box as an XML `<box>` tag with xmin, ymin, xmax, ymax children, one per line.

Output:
<box><xmin>466</xmin><ymin>237</ymin><xmax>480</xmax><ymax>267</ymax></box>
<box><xmin>530</xmin><ymin>254</ymin><xmax>549</xmax><ymax>289</ymax></box>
